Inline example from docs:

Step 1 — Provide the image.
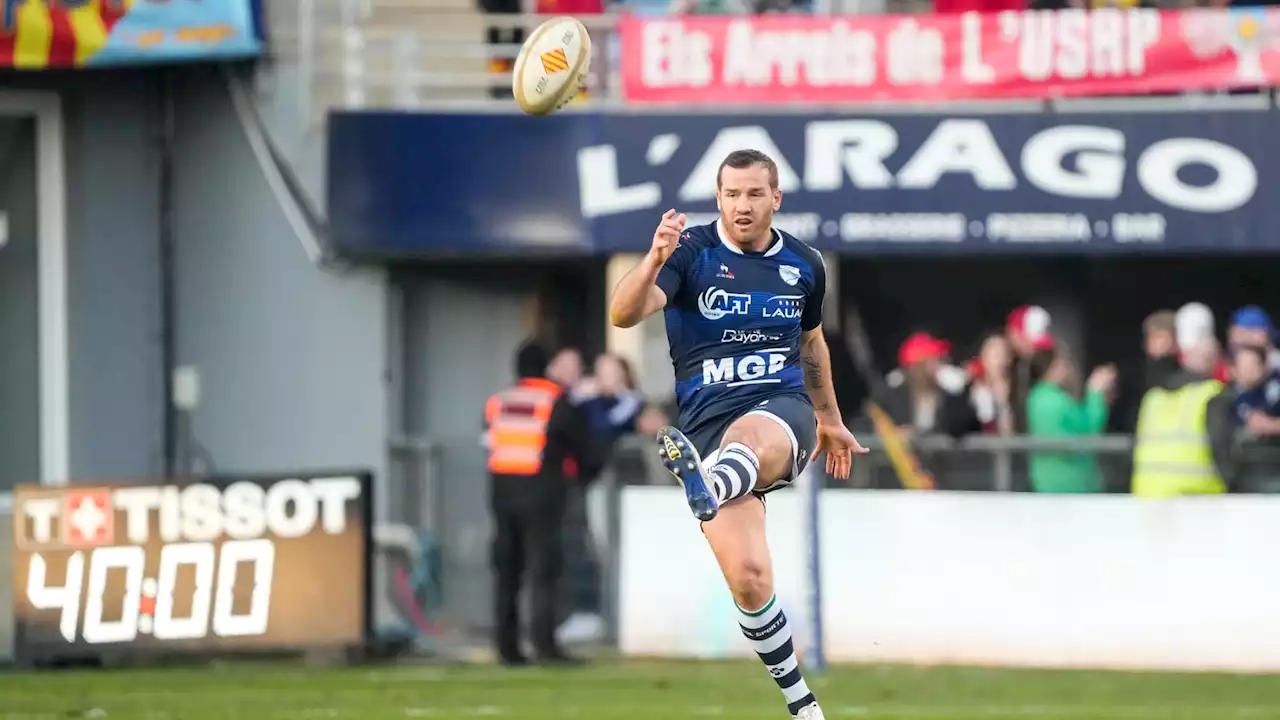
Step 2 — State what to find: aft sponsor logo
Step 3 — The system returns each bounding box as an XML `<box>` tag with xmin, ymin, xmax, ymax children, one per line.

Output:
<box><xmin>698</xmin><ymin>286</ymin><xmax>751</xmax><ymax>320</ymax></box>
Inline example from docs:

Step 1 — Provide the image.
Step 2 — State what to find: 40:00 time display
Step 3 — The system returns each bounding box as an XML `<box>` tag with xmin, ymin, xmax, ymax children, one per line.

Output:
<box><xmin>27</xmin><ymin>540</ymin><xmax>276</xmax><ymax>644</ymax></box>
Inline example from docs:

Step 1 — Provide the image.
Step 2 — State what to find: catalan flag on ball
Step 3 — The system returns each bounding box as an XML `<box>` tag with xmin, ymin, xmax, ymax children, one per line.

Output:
<box><xmin>540</xmin><ymin>47</ymin><xmax>569</xmax><ymax>75</ymax></box>
<box><xmin>0</xmin><ymin>0</ymin><xmax>261</xmax><ymax>69</ymax></box>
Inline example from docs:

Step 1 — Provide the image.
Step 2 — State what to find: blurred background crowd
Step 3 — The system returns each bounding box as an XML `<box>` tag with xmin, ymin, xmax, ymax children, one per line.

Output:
<box><xmin>525</xmin><ymin>298</ymin><xmax>1280</xmax><ymax>497</ymax></box>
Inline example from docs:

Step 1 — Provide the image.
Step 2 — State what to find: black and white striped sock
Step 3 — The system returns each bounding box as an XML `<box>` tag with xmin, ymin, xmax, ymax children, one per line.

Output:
<box><xmin>738</xmin><ymin>595</ymin><xmax>817</xmax><ymax>716</ymax></box>
<box><xmin>708</xmin><ymin>442</ymin><xmax>760</xmax><ymax>503</ymax></box>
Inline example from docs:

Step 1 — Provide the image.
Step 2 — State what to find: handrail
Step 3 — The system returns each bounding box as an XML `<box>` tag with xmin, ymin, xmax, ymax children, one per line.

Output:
<box><xmin>389</xmin><ymin>430</ymin><xmax>1280</xmax><ymax>455</ymax></box>
<box><xmin>390</xmin><ymin>430</ymin><xmax>1280</xmax><ymax>496</ymax></box>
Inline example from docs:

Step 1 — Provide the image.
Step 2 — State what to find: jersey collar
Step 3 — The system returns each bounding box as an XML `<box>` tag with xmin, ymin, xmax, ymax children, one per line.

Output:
<box><xmin>717</xmin><ymin>219</ymin><xmax>783</xmax><ymax>257</ymax></box>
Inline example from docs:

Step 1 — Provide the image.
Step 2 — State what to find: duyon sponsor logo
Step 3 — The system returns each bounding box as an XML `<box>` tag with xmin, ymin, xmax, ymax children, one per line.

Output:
<box><xmin>722</xmin><ymin>329</ymin><xmax>783</xmax><ymax>343</ymax></box>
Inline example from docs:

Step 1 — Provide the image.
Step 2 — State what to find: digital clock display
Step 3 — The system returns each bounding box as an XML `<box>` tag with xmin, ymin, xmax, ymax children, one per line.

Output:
<box><xmin>11</xmin><ymin>472</ymin><xmax>371</xmax><ymax>663</ymax></box>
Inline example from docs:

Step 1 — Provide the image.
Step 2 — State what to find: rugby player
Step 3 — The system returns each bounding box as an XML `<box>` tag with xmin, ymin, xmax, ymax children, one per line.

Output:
<box><xmin>609</xmin><ymin>150</ymin><xmax>868</xmax><ymax>720</ymax></box>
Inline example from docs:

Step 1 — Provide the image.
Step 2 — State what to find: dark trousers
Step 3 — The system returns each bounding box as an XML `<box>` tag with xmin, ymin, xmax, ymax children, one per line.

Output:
<box><xmin>560</xmin><ymin>487</ymin><xmax>601</xmax><ymax>616</ymax></box>
<box><xmin>490</xmin><ymin>473</ymin><xmax>566</xmax><ymax>659</ymax></box>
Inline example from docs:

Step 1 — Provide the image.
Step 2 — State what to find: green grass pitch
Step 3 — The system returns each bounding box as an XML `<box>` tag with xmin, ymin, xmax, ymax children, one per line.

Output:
<box><xmin>2</xmin><ymin>660</ymin><xmax>1280</xmax><ymax>719</ymax></box>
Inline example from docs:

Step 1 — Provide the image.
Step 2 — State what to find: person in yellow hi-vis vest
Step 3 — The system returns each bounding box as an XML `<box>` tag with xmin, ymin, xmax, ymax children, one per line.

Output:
<box><xmin>1132</xmin><ymin>336</ymin><xmax>1238</xmax><ymax>498</ymax></box>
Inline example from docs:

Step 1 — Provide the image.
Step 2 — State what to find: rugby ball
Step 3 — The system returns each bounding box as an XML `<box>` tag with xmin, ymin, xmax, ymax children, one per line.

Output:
<box><xmin>512</xmin><ymin>16</ymin><xmax>592</xmax><ymax>116</ymax></box>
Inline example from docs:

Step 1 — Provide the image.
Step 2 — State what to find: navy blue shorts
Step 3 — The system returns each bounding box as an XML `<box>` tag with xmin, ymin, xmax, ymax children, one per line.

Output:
<box><xmin>684</xmin><ymin>393</ymin><xmax>818</xmax><ymax>496</ymax></box>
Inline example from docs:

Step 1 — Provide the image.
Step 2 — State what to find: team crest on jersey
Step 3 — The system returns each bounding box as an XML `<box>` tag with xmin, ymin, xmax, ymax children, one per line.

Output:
<box><xmin>778</xmin><ymin>265</ymin><xmax>801</xmax><ymax>286</ymax></box>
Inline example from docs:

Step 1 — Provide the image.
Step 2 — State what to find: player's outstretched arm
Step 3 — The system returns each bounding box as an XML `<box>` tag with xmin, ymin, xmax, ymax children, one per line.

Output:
<box><xmin>800</xmin><ymin>327</ymin><xmax>869</xmax><ymax>478</ymax></box>
<box><xmin>608</xmin><ymin>209</ymin><xmax>686</xmax><ymax>328</ymax></box>
<box><xmin>799</xmin><ymin>328</ymin><xmax>843</xmax><ymax>424</ymax></box>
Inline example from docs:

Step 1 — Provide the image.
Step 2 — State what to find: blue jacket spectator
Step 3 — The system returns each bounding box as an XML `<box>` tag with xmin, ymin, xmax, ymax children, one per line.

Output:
<box><xmin>573</xmin><ymin>353</ymin><xmax>649</xmax><ymax>446</ymax></box>
<box><xmin>1229</xmin><ymin>306</ymin><xmax>1280</xmax><ymax>370</ymax></box>
<box><xmin>1233</xmin><ymin>344</ymin><xmax>1280</xmax><ymax>436</ymax></box>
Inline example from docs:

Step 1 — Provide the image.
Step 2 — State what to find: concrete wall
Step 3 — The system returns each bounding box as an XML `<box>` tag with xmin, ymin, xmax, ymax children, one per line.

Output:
<box><xmin>170</xmin><ymin>70</ymin><xmax>389</xmax><ymax>489</ymax></box>
<box><xmin>63</xmin><ymin>75</ymin><xmax>168</xmax><ymax>480</ymax></box>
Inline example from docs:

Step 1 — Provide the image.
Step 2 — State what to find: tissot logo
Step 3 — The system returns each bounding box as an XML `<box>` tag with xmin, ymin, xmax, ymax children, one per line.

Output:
<box><xmin>16</xmin><ymin>478</ymin><xmax>363</xmax><ymax>550</ymax></box>
<box><xmin>65</xmin><ymin>492</ymin><xmax>112</xmax><ymax>547</ymax></box>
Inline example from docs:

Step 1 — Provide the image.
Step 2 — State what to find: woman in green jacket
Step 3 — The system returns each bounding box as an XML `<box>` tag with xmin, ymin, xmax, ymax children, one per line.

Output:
<box><xmin>1026</xmin><ymin>348</ymin><xmax>1117</xmax><ymax>493</ymax></box>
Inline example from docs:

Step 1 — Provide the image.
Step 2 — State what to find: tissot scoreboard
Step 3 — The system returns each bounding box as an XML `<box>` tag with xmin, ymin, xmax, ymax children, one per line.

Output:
<box><xmin>11</xmin><ymin>472</ymin><xmax>372</xmax><ymax>663</ymax></box>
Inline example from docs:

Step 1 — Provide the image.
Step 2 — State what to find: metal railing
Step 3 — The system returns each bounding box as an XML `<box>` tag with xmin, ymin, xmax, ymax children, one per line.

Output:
<box><xmin>266</xmin><ymin>0</ymin><xmax>1280</xmax><ymax>121</ymax></box>
<box><xmin>383</xmin><ymin>430</ymin><xmax>1280</xmax><ymax>649</ymax></box>
<box><xmin>848</xmin><ymin>433</ymin><xmax>1137</xmax><ymax>493</ymax></box>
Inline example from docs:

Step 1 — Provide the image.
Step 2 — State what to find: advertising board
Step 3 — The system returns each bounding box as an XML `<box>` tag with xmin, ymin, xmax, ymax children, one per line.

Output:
<box><xmin>10</xmin><ymin>472</ymin><xmax>371</xmax><ymax>664</ymax></box>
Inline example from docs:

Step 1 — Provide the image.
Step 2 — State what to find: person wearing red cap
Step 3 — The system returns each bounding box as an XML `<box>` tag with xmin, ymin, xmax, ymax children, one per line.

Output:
<box><xmin>1005</xmin><ymin>305</ymin><xmax>1055</xmax><ymax>433</ymax></box>
<box><xmin>885</xmin><ymin>332</ymin><xmax>977</xmax><ymax>441</ymax></box>
<box><xmin>1007</xmin><ymin>305</ymin><xmax>1055</xmax><ymax>358</ymax></box>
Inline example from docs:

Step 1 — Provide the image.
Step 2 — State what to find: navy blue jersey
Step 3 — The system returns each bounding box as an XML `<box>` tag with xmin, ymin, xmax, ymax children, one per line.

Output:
<box><xmin>1236</xmin><ymin>370</ymin><xmax>1280</xmax><ymax>421</ymax></box>
<box><xmin>656</xmin><ymin>220</ymin><xmax>825</xmax><ymax>436</ymax></box>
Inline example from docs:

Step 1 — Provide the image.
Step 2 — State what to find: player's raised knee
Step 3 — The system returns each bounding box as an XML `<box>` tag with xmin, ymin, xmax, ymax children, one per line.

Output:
<box><xmin>726</xmin><ymin>558</ymin><xmax>773</xmax><ymax>611</ymax></box>
<box><xmin>724</xmin><ymin>419</ymin><xmax>792</xmax><ymax>483</ymax></box>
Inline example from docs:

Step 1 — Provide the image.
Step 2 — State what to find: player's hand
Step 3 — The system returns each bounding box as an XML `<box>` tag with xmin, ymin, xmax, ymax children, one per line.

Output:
<box><xmin>649</xmin><ymin>209</ymin><xmax>686</xmax><ymax>266</ymax></box>
<box><xmin>814</xmin><ymin>420</ymin><xmax>869</xmax><ymax>481</ymax></box>
<box><xmin>1087</xmin><ymin>364</ymin><xmax>1117</xmax><ymax>394</ymax></box>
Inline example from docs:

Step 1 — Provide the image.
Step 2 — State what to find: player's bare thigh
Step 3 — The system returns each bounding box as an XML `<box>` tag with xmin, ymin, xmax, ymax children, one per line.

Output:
<box><xmin>702</xmin><ymin>495</ymin><xmax>773</xmax><ymax>611</ymax></box>
<box><xmin>721</xmin><ymin>412</ymin><xmax>794</xmax><ymax>490</ymax></box>
<box><xmin>697</xmin><ymin>412</ymin><xmax>795</xmax><ymax>609</ymax></box>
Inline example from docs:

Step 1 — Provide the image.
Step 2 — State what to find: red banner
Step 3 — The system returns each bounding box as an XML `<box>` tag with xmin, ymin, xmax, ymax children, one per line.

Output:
<box><xmin>619</xmin><ymin>9</ymin><xmax>1280</xmax><ymax>103</ymax></box>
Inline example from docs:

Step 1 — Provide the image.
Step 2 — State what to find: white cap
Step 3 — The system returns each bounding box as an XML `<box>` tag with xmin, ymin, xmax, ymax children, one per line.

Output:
<box><xmin>1175</xmin><ymin>302</ymin><xmax>1214</xmax><ymax>352</ymax></box>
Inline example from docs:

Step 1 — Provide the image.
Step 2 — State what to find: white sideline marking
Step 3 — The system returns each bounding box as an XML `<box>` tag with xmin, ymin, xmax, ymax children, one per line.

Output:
<box><xmin>373</xmin><ymin>706</ymin><xmax>1280</xmax><ymax>719</ymax></box>
<box><xmin>8</xmin><ymin>705</ymin><xmax>1277</xmax><ymax>720</ymax></box>
<box><xmin>832</xmin><ymin>707</ymin><xmax>1280</xmax><ymax>718</ymax></box>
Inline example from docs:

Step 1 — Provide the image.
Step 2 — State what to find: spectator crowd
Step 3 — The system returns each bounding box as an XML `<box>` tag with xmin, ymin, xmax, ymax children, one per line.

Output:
<box><xmin>871</xmin><ymin>302</ymin><xmax>1280</xmax><ymax>495</ymax></box>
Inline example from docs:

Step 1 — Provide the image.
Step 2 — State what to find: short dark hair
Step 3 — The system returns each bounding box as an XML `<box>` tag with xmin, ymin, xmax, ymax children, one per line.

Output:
<box><xmin>1028</xmin><ymin>347</ymin><xmax>1058</xmax><ymax>383</ymax></box>
<box><xmin>717</xmin><ymin>149</ymin><xmax>779</xmax><ymax>189</ymax></box>
<box><xmin>514</xmin><ymin>340</ymin><xmax>549</xmax><ymax>379</ymax></box>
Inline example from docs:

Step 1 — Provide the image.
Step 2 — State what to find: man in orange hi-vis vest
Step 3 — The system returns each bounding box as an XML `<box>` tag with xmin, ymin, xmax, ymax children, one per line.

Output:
<box><xmin>484</xmin><ymin>341</ymin><xmax>602</xmax><ymax>666</ymax></box>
